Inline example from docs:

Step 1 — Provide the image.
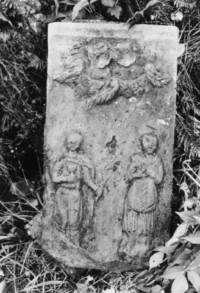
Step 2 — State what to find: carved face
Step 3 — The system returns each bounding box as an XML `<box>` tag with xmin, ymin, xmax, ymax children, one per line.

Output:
<box><xmin>66</xmin><ymin>132</ymin><xmax>83</xmax><ymax>152</ymax></box>
<box><xmin>141</xmin><ymin>134</ymin><xmax>158</xmax><ymax>155</ymax></box>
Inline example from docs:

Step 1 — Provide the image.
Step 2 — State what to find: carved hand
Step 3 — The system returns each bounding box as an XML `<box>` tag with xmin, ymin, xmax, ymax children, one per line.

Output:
<box><xmin>125</xmin><ymin>170</ymin><xmax>133</xmax><ymax>182</ymax></box>
<box><xmin>126</xmin><ymin>166</ymin><xmax>148</xmax><ymax>181</ymax></box>
<box><xmin>53</xmin><ymin>171</ymin><xmax>71</xmax><ymax>183</ymax></box>
<box><xmin>146</xmin><ymin>168</ymin><xmax>155</xmax><ymax>179</ymax></box>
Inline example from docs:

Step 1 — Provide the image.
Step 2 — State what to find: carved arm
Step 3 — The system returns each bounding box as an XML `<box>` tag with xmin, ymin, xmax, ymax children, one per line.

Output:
<box><xmin>52</xmin><ymin>160</ymin><xmax>66</xmax><ymax>183</ymax></box>
<box><xmin>126</xmin><ymin>155</ymin><xmax>148</xmax><ymax>181</ymax></box>
<box><xmin>82</xmin><ymin>165</ymin><xmax>98</xmax><ymax>193</ymax></box>
<box><xmin>146</xmin><ymin>157</ymin><xmax>164</xmax><ymax>184</ymax></box>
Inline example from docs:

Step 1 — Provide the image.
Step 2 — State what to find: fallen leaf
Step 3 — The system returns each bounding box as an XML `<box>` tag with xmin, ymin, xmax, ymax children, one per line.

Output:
<box><xmin>72</xmin><ymin>0</ymin><xmax>89</xmax><ymax>20</ymax></box>
<box><xmin>180</xmin><ymin>181</ymin><xmax>189</xmax><ymax>192</ymax></box>
<box><xmin>183</xmin><ymin>231</ymin><xmax>200</xmax><ymax>244</ymax></box>
<box><xmin>155</xmin><ymin>245</ymin><xmax>177</xmax><ymax>254</ymax></box>
<box><xmin>131</xmin><ymin>0</ymin><xmax>161</xmax><ymax>19</ymax></box>
<box><xmin>0</xmin><ymin>270</ymin><xmax>5</xmax><ymax>293</ymax></box>
<box><xmin>183</xmin><ymin>198</ymin><xmax>197</xmax><ymax>210</ymax></box>
<box><xmin>176</xmin><ymin>211</ymin><xmax>200</xmax><ymax>224</ymax></box>
<box><xmin>107</xmin><ymin>5</ymin><xmax>122</xmax><ymax>19</ymax></box>
<box><xmin>172</xmin><ymin>250</ymin><xmax>192</xmax><ymax>266</ymax></box>
<box><xmin>101</xmin><ymin>0</ymin><xmax>115</xmax><ymax>7</ymax></box>
<box><xmin>165</xmin><ymin>237</ymin><xmax>180</xmax><ymax>247</ymax></box>
<box><xmin>149</xmin><ymin>252</ymin><xmax>165</xmax><ymax>269</ymax></box>
<box><xmin>172</xmin><ymin>223</ymin><xmax>189</xmax><ymax>239</ymax></box>
<box><xmin>173</xmin><ymin>11</ymin><xmax>184</xmax><ymax>21</ymax></box>
<box><xmin>0</xmin><ymin>11</ymin><xmax>12</xmax><ymax>26</ymax></box>
<box><xmin>86</xmin><ymin>275</ymin><xmax>94</xmax><ymax>283</ymax></box>
<box><xmin>144</xmin><ymin>0</ymin><xmax>161</xmax><ymax>10</ymax></box>
<box><xmin>29</xmin><ymin>198</ymin><xmax>38</xmax><ymax>207</ymax></box>
<box><xmin>187</xmin><ymin>251</ymin><xmax>200</xmax><ymax>270</ymax></box>
<box><xmin>166</xmin><ymin>223</ymin><xmax>189</xmax><ymax>246</ymax></box>
<box><xmin>193</xmin><ymin>215</ymin><xmax>200</xmax><ymax>224</ymax></box>
<box><xmin>151</xmin><ymin>284</ymin><xmax>162</xmax><ymax>293</ymax></box>
<box><xmin>44</xmin><ymin>13</ymin><xmax>66</xmax><ymax>23</ymax></box>
<box><xmin>162</xmin><ymin>265</ymin><xmax>185</xmax><ymax>279</ymax></box>
<box><xmin>154</xmin><ymin>245</ymin><xmax>178</xmax><ymax>258</ymax></box>
<box><xmin>171</xmin><ymin>273</ymin><xmax>188</xmax><ymax>293</ymax></box>
<box><xmin>0</xmin><ymin>280</ymin><xmax>6</xmax><ymax>293</ymax></box>
<box><xmin>187</xmin><ymin>271</ymin><xmax>200</xmax><ymax>292</ymax></box>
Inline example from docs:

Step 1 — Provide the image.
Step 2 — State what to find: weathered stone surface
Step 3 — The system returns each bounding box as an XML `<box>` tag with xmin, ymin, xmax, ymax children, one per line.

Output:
<box><xmin>32</xmin><ymin>22</ymin><xmax>183</xmax><ymax>271</ymax></box>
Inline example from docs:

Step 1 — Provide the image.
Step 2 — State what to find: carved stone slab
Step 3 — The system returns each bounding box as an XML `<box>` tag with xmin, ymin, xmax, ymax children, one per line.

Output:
<box><xmin>36</xmin><ymin>23</ymin><xmax>182</xmax><ymax>271</ymax></box>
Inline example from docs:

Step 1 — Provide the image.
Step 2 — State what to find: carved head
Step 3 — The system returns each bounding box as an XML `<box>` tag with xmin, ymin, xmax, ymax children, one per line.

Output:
<box><xmin>140</xmin><ymin>133</ymin><xmax>159</xmax><ymax>155</ymax></box>
<box><xmin>65</xmin><ymin>132</ymin><xmax>83</xmax><ymax>152</ymax></box>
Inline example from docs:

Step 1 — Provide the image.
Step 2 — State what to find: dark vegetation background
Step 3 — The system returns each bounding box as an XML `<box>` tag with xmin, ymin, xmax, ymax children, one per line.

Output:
<box><xmin>1</xmin><ymin>0</ymin><xmax>200</xmax><ymax>292</ymax></box>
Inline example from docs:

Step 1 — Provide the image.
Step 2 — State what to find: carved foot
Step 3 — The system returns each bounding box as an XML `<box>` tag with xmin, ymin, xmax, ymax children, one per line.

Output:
<box><xmin>81</xmin><ymin>229</ymin><xmax>96</xmax><ymax>251</ymax></box>
<box><xmin>118</xmin><ymin>232</ymin><xmax>150</xmax><ymax>262</ymax></box>
<box><xmin>25</xmin><ymin>212</ymin><xmax>42</xmax><ymax>239</ymax></box>
<box><xmin>66</xmin><ymin>229</ymin><xmax>80</xmax><ymax>246</ymax></box>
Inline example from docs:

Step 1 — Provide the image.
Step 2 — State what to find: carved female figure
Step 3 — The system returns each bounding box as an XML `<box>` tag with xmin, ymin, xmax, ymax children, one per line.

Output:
<box><xmin>52</xmin><ymin>132</ymin><xmax>100</xmax><ymax>245</ymax></box>
<box><xmin>120</xmin><ymin>133</ymin><xmax>164</xmax><ymax>258</ymax></box>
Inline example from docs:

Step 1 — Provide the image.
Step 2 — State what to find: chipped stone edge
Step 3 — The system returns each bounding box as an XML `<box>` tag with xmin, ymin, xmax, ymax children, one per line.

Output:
<box><xmin>48</xmin><ymin>22</ymin><xmax>179</xmax><ymax>43</ymax></box>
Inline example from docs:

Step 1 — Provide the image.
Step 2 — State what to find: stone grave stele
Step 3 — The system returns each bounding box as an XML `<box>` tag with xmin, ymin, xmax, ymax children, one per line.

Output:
<box><xmin>30</xmin><ymin>22</ymin><xmax>184</xmax><ymax>271</ymax></box>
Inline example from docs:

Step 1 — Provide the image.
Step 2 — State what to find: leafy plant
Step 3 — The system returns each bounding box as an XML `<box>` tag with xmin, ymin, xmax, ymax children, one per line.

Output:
<box><xmin>147</xmin><ymin>159</ymin><xmax>200</xmax><ymax>293</ymax></box>
<box><xmin>0</xmin><ymin>0</ymin><xmax>46</xmax><ymax>185</ymax></box>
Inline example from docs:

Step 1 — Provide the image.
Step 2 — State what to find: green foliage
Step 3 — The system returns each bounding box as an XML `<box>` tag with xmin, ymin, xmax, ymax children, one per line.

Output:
<box><xmin>147</xmin><ymin>159</ymin><xmax>200</xmax><ymax>293</ymax></box>
<box><xmin>148</xmin><ymin>207</ymin><xmax>200</xmax><ymax>293</ymax></box>
<box><xmin>0</xmin><ymin>0</ymin><xmax>46</xmax><ymax>183</ymax></box>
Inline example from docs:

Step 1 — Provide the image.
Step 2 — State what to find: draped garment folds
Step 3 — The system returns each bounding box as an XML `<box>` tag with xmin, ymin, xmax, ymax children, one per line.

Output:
<box><xmin>52</xmin><ymin>153</ymin><xmax>97</xmax><ymax>244</ymax></box>
<box><xmin>123</xmin><ymin>153</ymin><xmax>164</xmax><ymax>240</ymax></box>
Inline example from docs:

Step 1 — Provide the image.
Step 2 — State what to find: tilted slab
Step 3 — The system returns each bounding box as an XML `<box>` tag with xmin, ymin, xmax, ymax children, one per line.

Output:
<box><xmin>31</xmin><ymin>22</ymin><xmax>183</xmax><ymax>271</ymax></box>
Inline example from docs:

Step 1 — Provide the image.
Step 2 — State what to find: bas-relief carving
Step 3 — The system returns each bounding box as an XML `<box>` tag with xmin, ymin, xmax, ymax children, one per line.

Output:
<box><xmin>119</xmin><ymin>133</ymin><xmax>164</xmax><ymax>261</ymax></box>
<box><xmin>38</xmin><ymin>23</ymin><xmax>184</xmax><ymax>271</ymax></box>
<box><xmin>31</xmin><ymin>23</ymin><xmax>179</xmax><ymax>270</ymax></box>
<box><xmin>53</xmin><ymin>39</ymin><xmax>171</xmax><ymax>109</ymax></box>
<box><xmin>52</xmin><ymin>132</ymin><xmax>102</xmax><ymax>247</ymax></box>
<box><xmin>51</xmin><ymin>130</ymin><xmax>164</xmax><ymax>260</ymax></box>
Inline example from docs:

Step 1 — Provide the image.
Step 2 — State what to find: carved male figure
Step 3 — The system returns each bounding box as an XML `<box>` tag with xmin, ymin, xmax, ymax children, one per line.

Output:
<box><xmin>120</xmin><ymin>133</ymin><xmax>164</xmax><ymax>259</ymax></box>
<box><xmin>52</xmin><ymin>132</ymin><xmax>100</xmax><ymax>245</ymax></box>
